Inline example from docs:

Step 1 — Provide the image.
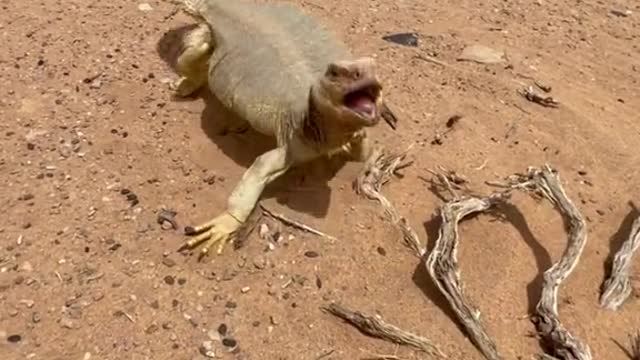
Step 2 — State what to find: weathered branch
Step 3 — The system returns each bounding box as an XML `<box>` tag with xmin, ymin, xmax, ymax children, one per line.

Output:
<box><xmin>355</xmin><ymin>145</ymin><xmax>423</xmax><ymax>257</ymax></box>
<box><xmin>425</xmin><ymin>192</ymin><xmax>508</xmax><ymax>360</ymax></box>
<box><xmin>506</xmin><ymin>166</ymin><xmax>592</xmax><ymax>360</ymax></box>
<box><xmin>600</xmin><ymin>216</ymin><xmax>640</xmax><ymax>310</ymax></box>
<box><xmin>323</xmin><ymin>303</ymin><xmax>447</xmax><ymax>358</ymax></box>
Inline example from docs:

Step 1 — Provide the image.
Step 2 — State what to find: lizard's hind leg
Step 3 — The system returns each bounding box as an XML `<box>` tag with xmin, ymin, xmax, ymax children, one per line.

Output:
<box><xmin>171</xmin><ymin>23</ymin><xmax>213</xmax><ymax>97</ymax></box>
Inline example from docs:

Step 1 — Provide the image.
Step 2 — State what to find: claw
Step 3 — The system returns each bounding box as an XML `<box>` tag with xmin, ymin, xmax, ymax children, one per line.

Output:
<box><xmin>179</xmin><ymin>212</ymin><xmax>243</xmax><ymax>258</ymax></box>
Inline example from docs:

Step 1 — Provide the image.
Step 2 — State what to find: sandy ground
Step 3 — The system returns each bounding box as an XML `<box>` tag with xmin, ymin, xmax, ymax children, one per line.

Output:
<box><xmin>1</xmin><ymin>0</ymin><xmax>640</xmax><ymax>359</ymax></box>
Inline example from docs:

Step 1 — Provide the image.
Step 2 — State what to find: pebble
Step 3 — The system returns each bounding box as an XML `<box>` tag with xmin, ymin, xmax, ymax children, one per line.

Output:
<box><xmin>19</xmin><ymin>299</ymin><xmax>35</xmax><ymax>308</ymax></box>
<box><xmin>225</xmin><ymin>301</ymin><xmax>237</xmax><ymax>309</ymax></box>
<box><xmin>241</xmin><ymin>286</ymin><xmax>250</xmax><ymax>293</ymax></box>
<box><xmin>59</xmin><ymin>317</ymin><xmax>76</xmax><ymax>329</ymax></box>
<box><xmin>376</xmin><ymin>246</ymin><xmax>387</xmax><ymax>256</ymax></box>
<box><xmin>199</xmin><ymin>340</ymin><xmax>216</xmax><ymax>358</ymax></box>
<box><xmin>222</xmin><ymin>338</ymin><xmax>237</xmax><ymax>348</ymax></box>
<box><xmin>304</xmin><ymin>251</ymin><xmax>319</xmax><ymax>258</ymax></box>
<box><xmin>258</xmin><ymin>223</ymin><xmax>270</xmax><ymax>239</ymax></box>
<box><xmin>138</xmin><ymin>3</ymin><xmax>153</xmax><ymax>11</ymax></box>
<box><xmin>162</xmin><ymin>258</ymin><xmax>176</xmax><ymax>268</ymax></box>
<box><xmin>7</xmin><ymin>334</ymin><xmax>22</xmax><ymax>343</ymax></box>
<box><xmin>164</xmin><ymin>275</ymin><xmax>175</xmax><ymax>285</ymax></box>
<box><xmin>217</xmin><ymin>323</ymin><xmax>228</xmax><ymax>336</ymax></box>
<box><xmin>145</xmin><ymin>324</ymin><xmax>159</xmax><ymax>334</ymax></box>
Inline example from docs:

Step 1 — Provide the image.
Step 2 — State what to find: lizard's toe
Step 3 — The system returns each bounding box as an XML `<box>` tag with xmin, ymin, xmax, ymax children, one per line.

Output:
<box><xmin>180</xmin><ymin>213</ymin><xmax>242</xmax><ymax>258</ymax></box>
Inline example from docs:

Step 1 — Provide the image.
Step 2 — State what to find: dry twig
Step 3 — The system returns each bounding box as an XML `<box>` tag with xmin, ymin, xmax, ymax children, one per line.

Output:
<box><xmin>323</xmin><ymin>303</ymin><xmax>447</xmax><ymax>358</ymax></box>
<box><xmin>259</xmin><ymin>204</ymin><xmax>337</xmax><ymax>241</ymax></box>
<box><xmin>519</xmin><ymin>86</ymin><xmax>559</xmax><ymax>108</ymax></box>
<box><xmin>600</xmin><ymin>216</ymin><xmax>640</xmax><ymax>310</ymax></box>
<box><xmin>499</xmin><ymin>165</ymin><xmax>592</xmax><ymax>360</ymax></box>
<box><xmin>631</xmin><ymin>330</ymin><xmax>640</xmax><ymax>360</ymax></box>
<box><xmin>355</xmin><ymin>145</ymin><xmax>422</xmax><ymax>256</ymax></box>
<box><xmin>425</xmin><ymin>191</ymin><xmax>508</xmax><ymax>360</ymax></box>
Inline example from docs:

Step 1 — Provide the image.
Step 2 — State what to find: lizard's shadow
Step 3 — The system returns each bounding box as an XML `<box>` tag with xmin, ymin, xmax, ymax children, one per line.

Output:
<box><xmin>156</xmin><ymin>25</ymin><xmax>351</xmax><ymax>218</ymax></box>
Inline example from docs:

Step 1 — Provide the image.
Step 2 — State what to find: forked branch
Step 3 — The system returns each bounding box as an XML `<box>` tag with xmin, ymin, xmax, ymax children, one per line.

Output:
<box><xmin>600</xmin><ymin>215</ymin><xmax>640</xmax><ymax>310</ymax></box>
<box><xmin>425</xmin><ymin>192</ymin><xmax>508</xmax><ymax>360</ymax></box>
<box><xmin>501</xmin><ymin>166</ymin><xmax>592</xmax><ymax>360</ymax></box>
<box><xmin>355</xmin><ymin>145</ymin><xmax>423</xmax><ymax>257</ymax></box>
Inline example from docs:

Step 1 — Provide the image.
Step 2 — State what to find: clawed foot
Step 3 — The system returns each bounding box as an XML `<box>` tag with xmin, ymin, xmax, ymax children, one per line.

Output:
<box><xmin>179</xmin><ymin>212</ymin><xmax>243</xmax><ymax>258</ymax></box>
<box><xmin>169</xmin><ymin>76</ymin><xmax>203</xmax><ymax>98</ymax></box>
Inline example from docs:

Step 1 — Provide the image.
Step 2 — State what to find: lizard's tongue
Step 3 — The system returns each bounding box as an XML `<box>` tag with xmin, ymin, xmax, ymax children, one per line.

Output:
<box><xmin>345</xmin><ymin>93</ymin><xmax>375</xmax><ymax>116</ymax></box>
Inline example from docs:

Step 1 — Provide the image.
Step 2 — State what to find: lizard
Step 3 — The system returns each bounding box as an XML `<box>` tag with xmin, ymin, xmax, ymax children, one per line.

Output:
<box><xmin>166</xmin><ymin>0</ymin><xmax>399</xmax><ymax>257</ymax></box>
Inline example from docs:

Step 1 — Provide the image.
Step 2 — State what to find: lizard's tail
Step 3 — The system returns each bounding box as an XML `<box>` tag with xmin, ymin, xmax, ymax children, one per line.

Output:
<box><xmin>168</xmin><ymin>0</ymin><xmax>208</xmax><ymax>20</ymax></box>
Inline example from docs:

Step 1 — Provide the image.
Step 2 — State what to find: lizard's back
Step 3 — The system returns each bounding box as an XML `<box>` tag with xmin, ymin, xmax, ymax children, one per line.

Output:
<box><xmin>199</xmin><ymin>1</ymin><xmax>353</xmax><ymax>144</ymax></box>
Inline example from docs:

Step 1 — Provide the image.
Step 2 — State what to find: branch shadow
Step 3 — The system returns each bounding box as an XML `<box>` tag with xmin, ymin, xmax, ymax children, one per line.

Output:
<box><xmin>601</xmin><ymin>201</ymin><xmax>640</xmax><ymax>291</ymax></box>
<box><xmin>495</xmin><ymin>202</ymin><xmax>553</xmax><ymax>313</ymax></box>
<box><xmin>410</xmin><ymin>210</ymin><xmax>477</xmax><ymax>335</ymax></box>
<box><xmin>155</xmin><ymin>25</ymin><xmax>351</xmax><ymax>219</ymax></box>
<box><xmin>410</xmin><ymin>193</ymin><xmax>554</xmax><ymax>335</ymax></box>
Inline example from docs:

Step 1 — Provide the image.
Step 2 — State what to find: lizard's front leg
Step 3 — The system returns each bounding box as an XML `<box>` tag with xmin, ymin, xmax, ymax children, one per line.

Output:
<box><xmin>182</xmin><ymin>147</ymin><xmax>292</xmax><ymax>256</ymax></box>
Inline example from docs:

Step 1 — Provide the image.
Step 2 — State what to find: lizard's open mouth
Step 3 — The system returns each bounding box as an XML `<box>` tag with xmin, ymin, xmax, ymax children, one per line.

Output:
<box><xmin>343</xmin><ymin>79</ymin><xmax>381</xmax><ymax>120</ymax></box>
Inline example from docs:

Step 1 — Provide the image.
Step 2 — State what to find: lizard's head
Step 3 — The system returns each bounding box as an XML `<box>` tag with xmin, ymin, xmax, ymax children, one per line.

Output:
<box><xmin>315</xmin><ymin>57</ymin><xmax>383</xmax><ymax>127</ymax></box>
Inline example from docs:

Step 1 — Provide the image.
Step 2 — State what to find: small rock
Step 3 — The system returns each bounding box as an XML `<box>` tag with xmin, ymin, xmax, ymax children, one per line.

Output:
<box><xmin>92</xmin><ymin>292</ymin><xmax>105</xmax><ymax>301</ymax></box>
<box><xmin>164</xmin><ymin>275</ymin><xmax>175</xmax><ymax>285</ymax></box>
<box><xmin>200</xmin><ymin>340</ymin><xmax>216</xmax><ymax>358</ymax></box>
<box><xmin>157</xmin><ymin>208</ymin><xmax>178</xmax><ymax>230</ymax></box>
<box><xmin>610</xmin><ymin>9</ymin><xmax>632</xmax><ymax>17</ymax></box>
<box><xmin>304</xmin><ymin>251</ymin><xmax>319</xmax><ymax>258</ymax></box>
<box><xmin>253</xmin><ymin>257</ymin><xmax>266</xmax><ymax>270</ymax></box>
<box><xmin>217</xmin><ymin>323</ymin><xmax>228</xmax><ymax>336</ymax></box>
<box><xmin>382</xmin><ymin>32</ymin><xmax>419</xmax><ymax>47</ymax></box>
<box><xmin>457</xmin><ymin>44</ymin><xmax>505</xmax><ymax>64</ymax></box>
<box><xmin>241</xmin><ymin>286</ymin><xmax>250</xmax><ymax>293</ymax></box>
<box><xmin>222</xmin><ymin>337</ymin><xmax>237</xmax><ymax>348</ymax></box>
<box><xmin>145</xmin><ymin>324</ymin><xmax>159</xmax><ymax>334</ymax></box>
<box><xmin>162</xmin><ymin>321</ymin><xmax>175</xmax><ymax>330</ymax></box>
<box><xmin>32</xmin><ymin>312</ymin><xmax>41</xmax><ymax>323</ymax></box>
<box><xmin>138</xmin><ymin>3</ymin><xmax>153</xmax><ymax>11</ymax></box>
<box><xmin>59</xmin><ymin>317</ymin><xmax>76</xmax><ymax>329</ymax></box>
<box><xmin>376</xmin><ymin>246</ymin><xmax>387</xmax><ymax>256</ymax></box>
<box><xmin>7</xmin><ymin>334</ymin><xmax>22</xmax><ymax>343</ymax></box>
<box><xmin>21</xmin><ymin>261</ymin><xmax>33</xmax><ymax>272</ymax></box>
<box><xmin>225</xmin><ymin>301</ymin><xmax>237</xmax><ymax>309</ymax></box>
<box><xmin>19</xmin><ymin>299</ymin><xmax>35</xmax><ymax>308</ymax></box>
<box><xmin>162</xmin><ymin>258</ymin><xmax>176</xmax><ymax>268</ymax></box>
<box><xmin>258</xmin><ymin>223</ymin><xmax>270</xmax><ymax>239</ymax></box>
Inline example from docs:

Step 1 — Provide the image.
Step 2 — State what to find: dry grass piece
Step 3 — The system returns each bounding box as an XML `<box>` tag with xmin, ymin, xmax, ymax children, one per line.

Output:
<box><xmin>600</xmin><ymin>216</ymin><xmax>640</xmax><ymax>310</ymax></box>
<box><xmin>259</xmin><ymin>204</ymin><xmax>337</xmax><ymax>241</ymax></box>
<box><xmin>355</xmin><ymin>145</ymin><xmax>422</xmax><ymax>257</ymax></box>
<box><xmin>323</xmin><ymin>303</ymin><xmax>447</xmax><ymax>358</ymax></box>
<box><xmin>503</xmin><ymin>166</ymin><xmax>592</xmax><ymax>360</ymax></box>
<box><xmin>425</xmin><ymin>192</ymin><xmax>507</xmax><ymax>360</ymax></box>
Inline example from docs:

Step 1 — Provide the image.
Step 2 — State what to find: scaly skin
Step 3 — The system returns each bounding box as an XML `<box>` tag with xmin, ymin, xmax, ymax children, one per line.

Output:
<box><xmin>168</xmin><ymin>0</ymin><xmax>390</xmax><ymax>257</ymax></box>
